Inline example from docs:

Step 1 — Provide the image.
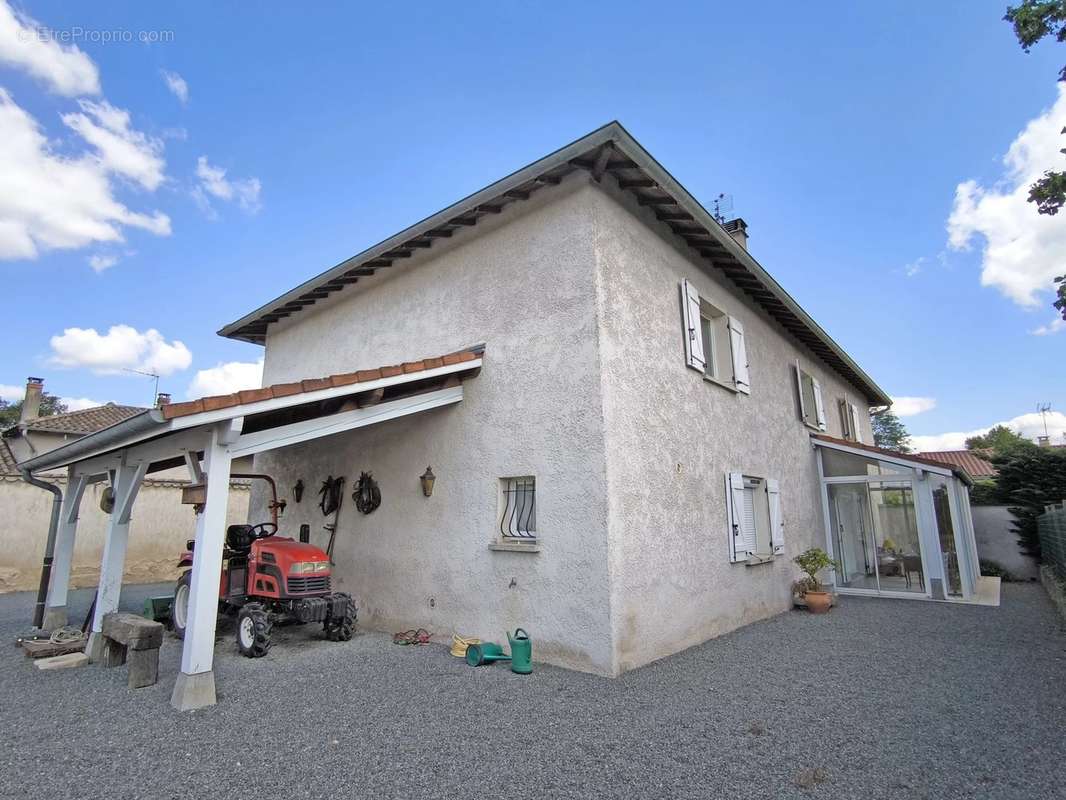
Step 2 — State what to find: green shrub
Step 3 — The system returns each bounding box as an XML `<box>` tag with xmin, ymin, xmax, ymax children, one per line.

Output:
<box><xmin>979</xmin><ymin>559</ymin><xmax>1016</xmax><ymax>582</ymax></box>
<box><xmin>969</xmin><ymin>480</ymin><xmax>1004</xmax><ymax>506</ymax></box>
<box><xmin>793</xmin><ymin>547</ymin><xmax>837</xmax><ymax>593</ymax></box>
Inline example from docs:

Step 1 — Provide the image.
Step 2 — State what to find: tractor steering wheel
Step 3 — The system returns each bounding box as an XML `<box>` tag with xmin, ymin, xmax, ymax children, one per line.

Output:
<box><xmin>250</xmin><ymin>522</ymin><xmax>277</xmax><ymax>539</ymax></box>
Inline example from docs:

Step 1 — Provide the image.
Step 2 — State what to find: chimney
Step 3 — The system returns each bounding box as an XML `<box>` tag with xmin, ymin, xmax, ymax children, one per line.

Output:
<box><xmin>20</xmin><ymin>377</ymin><xmax>44</xmax><ymax>423</ymax></box>
<box><xmin>156</xmin><ymin>392</ymin><xmax>171</xmax><ymax>408</ymax></box>
<box><xmin>723</xmin><ymin>217</ymin><xmax>748</xmax><ymax>251</ymax></box>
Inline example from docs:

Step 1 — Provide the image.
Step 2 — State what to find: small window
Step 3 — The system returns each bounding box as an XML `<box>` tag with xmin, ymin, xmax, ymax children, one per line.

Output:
<box><xmin>726</xmin><ymin>472</ymin><xmax>784</xmax><ymax>562</ymax></box>
<box><xmin>499</xmin><ymin>477</ymin><xmax>536</xmax><ymax>541</ymax></box>
<box><xmin>795</xmin><ymin>362</ymin><xmax>826</xmax><ymax>431</ymax></box>
<box><xmin>680</xmin><ymin>279</ymin><xmax>750</xmax><ymax>394</ymax></box>
<box><xmin>838</xmin><ymin>398</ymin><xmax>866</xmax><ymax>443</ymax></box>
<box><xmin>699</xmin><ymin>301</ymin><xmax>731</xmax><ymax>385</ymax></box>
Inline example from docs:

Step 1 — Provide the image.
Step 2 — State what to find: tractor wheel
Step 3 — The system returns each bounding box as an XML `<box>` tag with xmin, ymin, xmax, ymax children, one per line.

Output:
<box><xmin>171</xmin><ymin>571</ymin><xmax>191</xmax><ymax>639</ymax></box>
<box><xmin>324</xmin><ymin>594</ymin><xmax>357</xmax><ymax>642</ymax></box>
<box><xmin>236</xmin><ymin>603</ymin><xmax>272</xmax><ymax>658</ymax></box>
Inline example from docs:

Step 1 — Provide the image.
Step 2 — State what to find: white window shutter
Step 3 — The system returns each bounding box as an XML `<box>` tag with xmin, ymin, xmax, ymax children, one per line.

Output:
<box><xmin>726</xmin><ymin>472</ymin><xmax>751</xmax><ymax>563</ymax></box>
<box><xmin>681</xmin><ymin>280</ymin><xmax>706</xmax><ymax>372</ymax></box>
<box><xmin>727</xmin><ymin>316</ymin><xmax>750</xmax><ymax>394</ymax></box>
<box><xmin>849</xmin><ymin>403</ymin><xmax>864</xmax><ymax>443</ymax></box>
<box><xmin>766</xmin><ymin>479</ymin><xmax>785</xmax><ymax>554</ymax></box>
<box><xmin>795</xmin><ymin>362</ymin><xmax>807</xmax><ymax>422</ymax></box>
<box><xmin>839</xmin><ymin>399</ymin><xmax>852</xmax><ymax>439</ymax></box>
<box><xmin>812</xmin><ymin>379</ymin><xmax>827</xmax><ymax>431</ymax></box>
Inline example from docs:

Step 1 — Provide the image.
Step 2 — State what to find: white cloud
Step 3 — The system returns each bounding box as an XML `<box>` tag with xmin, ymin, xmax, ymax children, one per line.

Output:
<box><xmin>1031</xmin><ymin>317</ymin><xmax>1066</xmax><ymax>336</ymax></box>
<box><xmin>87</xmin><ymin>253</ymin><xmax>118</xmax><ymax>272</ymax></box>
<box><xmin>0</xmin><ymin>88</ymin><xmax>170</xmax><ymax>260</ymax></box>
<box><xmin>912</xmin><ymin>411</ymin><xmax>1066</xmax><ymax>452</ymax></box>
<box><xmin>186</xmin><ymin>359</ymin><xmax>263</xmax><ymax>398</ymax></box>
<box><xmin>947</xmin><ymin>84</ymin><xmax>1066</xmax><ymax>308</ymax></box>
<box><xmin>194</xmin><ymin>155</ymin><xmax>261</xmax><ymax>214</ymax></box>
<box><xmin>49</xmin><ymin>325</ymin><xmax>192</xmax><ymax>376</ymax></box>
<box><xmin>903</xmin><ymin>257</ymin><xmax>925</xmax><ymax>277</ymax></box>
<box><xmin>0</xmin><ymin>0</ymin><xmax>100</xmax><ymax>97</ymax></box>
<box><xmin>890</xmin><ymin>396</ymin><xmax>937</xmax><ymax>417</ymax></box>
<box><xmin>160</xmin><ymin>69</ymin><xmax>188</xmax><ymax>104</ymax></box>
<box><xmin>61</xmin><ymin>100</ymin><xmax>166</xmax><ymax>190</ymax></box>
<box><xmin>60</xmin><ymin>396</ymin><xmax>102</xmax><ymax>411</ymax></box>
<box><xmin>0</xmin><ymin>383</ymin><xmax>22</xmax><ymax>402</ymax></box>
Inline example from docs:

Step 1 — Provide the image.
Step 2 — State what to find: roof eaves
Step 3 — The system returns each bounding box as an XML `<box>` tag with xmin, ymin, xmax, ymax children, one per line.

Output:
<box><xmin>217</xmin><ymin>122</ymin><xmax>889</xmax><ymax>405</ymax></box>
<box><xmin>217</xmin><ymin>123</ymin><xmax>622</xmax><ymax>343</ymax></box>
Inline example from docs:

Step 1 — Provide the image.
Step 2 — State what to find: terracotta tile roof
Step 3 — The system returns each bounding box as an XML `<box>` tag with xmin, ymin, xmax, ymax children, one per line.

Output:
<box><xmin>161</xmin><ymin>346</ymin><xmax>483</xmax><ymax>420</ymax></box>
<box><xmin>915</xmin><ymin>450</ymin><xmax>997</xmax><ymax>479</ymax></box>
<box><xmin>13</xmin><ymin>404</ymin><xmax>145</xmax><ymax>435</ymax></box>
<box><xmin>0</xmin><ymin>439</ymin><xmax>18</xmax><ymax>475</ymax></box>
<box><xmin>811</xmin><ymin>434</ymin><xmax>974</xmax><ymax>482</ymax></box>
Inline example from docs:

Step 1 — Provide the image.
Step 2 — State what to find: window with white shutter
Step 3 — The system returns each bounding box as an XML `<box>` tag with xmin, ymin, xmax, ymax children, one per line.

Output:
<box><xmin>680</xmin><ymin>279</ymin><xmax>751</xmax><ymax>395</ymax></box>
<box><xmin>726</xmin><ymin>472</ymin><xmax>780</xmax><ymax>563</ymax></box>
<box><xmin>795</xmin><ymin>363</ymin><xmax>826</xmax><ymax>431</ymax></box>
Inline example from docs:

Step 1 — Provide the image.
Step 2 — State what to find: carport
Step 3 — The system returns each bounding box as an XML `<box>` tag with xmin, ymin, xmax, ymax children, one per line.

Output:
<box><xmin>17</xmin><ymin>347</ymin><xmax>483</xmax><ymax>710</ymax></box>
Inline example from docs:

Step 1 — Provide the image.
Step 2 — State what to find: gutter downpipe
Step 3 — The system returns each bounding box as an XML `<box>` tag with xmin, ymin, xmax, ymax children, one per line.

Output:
<box><xmin>20</xmin><ymin>467</ymin><xmax>62</xmax><ymax>630</ymax></box>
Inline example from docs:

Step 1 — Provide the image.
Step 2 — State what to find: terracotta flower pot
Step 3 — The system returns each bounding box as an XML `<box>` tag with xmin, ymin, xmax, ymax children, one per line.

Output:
<box><xmin>804</xmin><ymin>591</ymin><xmax>832</xmax><ymax>614</ymax></box>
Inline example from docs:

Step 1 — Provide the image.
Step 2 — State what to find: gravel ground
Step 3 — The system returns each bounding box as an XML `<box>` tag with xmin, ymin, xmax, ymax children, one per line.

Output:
<box><xmin>1</xmin><ymin>583</ymin><xmax>1064</xmax><ymax>800</ymax></box>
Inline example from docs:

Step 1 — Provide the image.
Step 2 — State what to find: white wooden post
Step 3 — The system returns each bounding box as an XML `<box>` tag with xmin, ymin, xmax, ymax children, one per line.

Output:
<box><xmin>86</xmin><ymin>458</ymin><xmax>147</xmax><ymax>661</ymax></box>
<box><xmin>42</xmin><ymin>468</ymin><xmax>90</xmax><ymax>629</ymax></box>
<box><xmin>171</xmin><ymin>422</ymin><xmax>236</xmax><ymax>711</ymax></box>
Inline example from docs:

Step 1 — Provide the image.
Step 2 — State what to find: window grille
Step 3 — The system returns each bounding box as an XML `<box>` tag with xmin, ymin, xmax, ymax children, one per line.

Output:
<box><xmin>500</xmin><ymin>477</ymin><xmax>536</xmax><ymax>539</ymax></box>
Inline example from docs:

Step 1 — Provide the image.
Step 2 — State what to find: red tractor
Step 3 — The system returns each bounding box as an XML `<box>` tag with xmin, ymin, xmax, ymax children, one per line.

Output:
<box><xmin>171</xmin><ymin>521</ymin><xmax>357</xmax><ymax>657</ymax></box>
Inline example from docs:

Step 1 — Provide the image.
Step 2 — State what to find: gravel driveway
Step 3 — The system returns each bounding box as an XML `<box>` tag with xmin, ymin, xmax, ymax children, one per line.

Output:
<box><xmin>1</xmin><ymin>583</ymin><xmax>1064</xmax><ymax>800</ymax></box>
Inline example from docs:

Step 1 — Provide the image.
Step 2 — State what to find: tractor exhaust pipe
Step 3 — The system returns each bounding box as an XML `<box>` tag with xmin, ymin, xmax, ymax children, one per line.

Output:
<box><xmin>20</xmin><ymin>468</ymin><xmax>62</xmax><ymax>630</ymax></box>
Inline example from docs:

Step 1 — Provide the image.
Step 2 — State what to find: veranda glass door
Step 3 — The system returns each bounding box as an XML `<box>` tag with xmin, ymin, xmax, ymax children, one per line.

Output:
<box><xmin>828</xmin><ymin>480</ymin><xmax>926</xmax><ymax>594</ymax></box>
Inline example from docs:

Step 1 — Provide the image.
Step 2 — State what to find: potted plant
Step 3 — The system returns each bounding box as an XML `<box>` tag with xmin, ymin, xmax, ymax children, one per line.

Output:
<box><xmin>792</xmin><ymin>547</ymin><xmax>837</xmax><ymax>614</ymax></box>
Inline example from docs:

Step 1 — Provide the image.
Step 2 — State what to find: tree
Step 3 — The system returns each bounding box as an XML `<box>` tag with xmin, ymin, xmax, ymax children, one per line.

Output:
<box><xmin>1005</xmin><ymin>2</ymin><xmax>1066</xmax><ymax>322</ymax></box>
<box><xmin>872</xmin><ymin>409</ymin><xmax>912</xmax><ymax>452</ymax></box>
<box><xmin>1005</xmin><ymin>2</ymin><xmax>1066</xmax><ymax>217</ymax></box>
<box><xmin>991</xmin><ymin>445</ymin><xmax>1066</xmax><ymax>557</ymax></box>
<box><xmin>0</xmin><ymin>393</ymin><xmax>69</xmax><ymax>429</ymax></box>
<box><xmin>964</xmin><ymin>424</ymin><xmax>1034</xmax><ymax>456</ymax></box>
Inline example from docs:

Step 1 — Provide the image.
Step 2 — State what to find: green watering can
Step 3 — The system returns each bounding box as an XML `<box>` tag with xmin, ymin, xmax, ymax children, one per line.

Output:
<box><xmin>507</xmin><ymin>628</ymin><xmax>532</xmax><ymax>675</ymax></box>
<box><xmin>465</xmin><ymin>641</ymin><xmax>511</xmax><ymax>667</ymax></box>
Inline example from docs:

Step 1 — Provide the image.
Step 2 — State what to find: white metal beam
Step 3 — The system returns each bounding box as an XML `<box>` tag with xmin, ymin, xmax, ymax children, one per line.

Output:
<box><xmin>228</xmin><ymin>385</ymin><xmax>463</xmax><ymax>458</ymax></box>
<box><xmin>172</xmin><ymin>422</ymin><xmax>233</xmax><ymax>710</ymax></box>
<box><xmin>168</xmin><ymin>360</ymin><xmax>479</xmax><ymax>432</ymax></box>
<box><xmin>43</xmin><ymin>468</ymin><xmax>89</xmax><ymax>626</ymax></box>
<box><xmin>71</xmin><ymin>428</ymin><xmax>210</xmax><ymax>479</ymax></box>
<box><xmin>811</xmin><ymin>437</ymin><xmax>956</xmax><ymax>479</ymax></box>
<box><xmin>87</xmin><ymin>459</ymin><xmax>147</xmax><ymax>657</ymax></box>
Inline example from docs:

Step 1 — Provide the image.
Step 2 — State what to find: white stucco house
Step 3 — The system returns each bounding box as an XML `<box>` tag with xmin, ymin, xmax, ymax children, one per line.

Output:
<box><xmin>19</xmin><ymin>122</ymin><xmax>985</xmax><ymax>709</ymax></box>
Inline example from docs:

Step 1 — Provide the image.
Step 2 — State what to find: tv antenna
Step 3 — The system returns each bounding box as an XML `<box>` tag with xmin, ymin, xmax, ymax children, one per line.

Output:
<box><xmin>1037</xmin><ymin>403</ymin><xmax>1052</xmax><ymax>439</ymax></box>
<box><xmin>123</xmin><ymin>367</ymin><xmax>160</xmax><ymax>404</ymax></box>
<box><xmin>713</xmin><ymin>193</ymin><xmax>734</xmax><ymax>224</ymax></box>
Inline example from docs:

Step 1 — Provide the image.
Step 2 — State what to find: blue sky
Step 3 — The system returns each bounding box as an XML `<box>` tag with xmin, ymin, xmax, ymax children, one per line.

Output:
<box><xmin>0</xmin><ymin>0</ymin><xmax>1063</xmax><ymax>449</ymax></box>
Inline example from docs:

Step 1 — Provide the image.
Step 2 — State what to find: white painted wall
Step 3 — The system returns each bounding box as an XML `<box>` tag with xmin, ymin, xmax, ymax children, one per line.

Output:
<box><xmin>0</xmin><ymin>473</ymin><xmax>250</xmax><ymax>593</ymax></box>
<box><xmin>255</xmin><ymin>176</ymin><xmax>616</xmax><ymax>675</ymax></box>
<box><xmin>587</xmin><ymin>178</ymin><xmax>878</xmax><ymax>671</ymax></box>
<box><xmin>251</xmin><ymin>172</ymin><xmax>882</xmax><ymax>675</ymax></box>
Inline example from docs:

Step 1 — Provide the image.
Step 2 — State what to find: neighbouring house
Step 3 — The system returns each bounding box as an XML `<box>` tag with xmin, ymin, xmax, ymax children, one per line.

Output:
<box><xmin>917</xmin><ymin>449</ymin><xmax>997</xmax><ymax>480</ymax></box>
<box><xmin>0</xmin><ymin>379</ymin><xmax>251</xmax><ymax>594</ymax></box>
<box><xmin>17</xmin><ymin>122</ymin><xmax>986</xmax><ymax>710</ymax></box>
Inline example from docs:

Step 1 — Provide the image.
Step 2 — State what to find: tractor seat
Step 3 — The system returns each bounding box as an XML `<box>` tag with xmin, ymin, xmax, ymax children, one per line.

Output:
<box><xmin>226</xmin><ymin>524</ymin><xmax>255</xmax><ymax>553</ymax></box>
